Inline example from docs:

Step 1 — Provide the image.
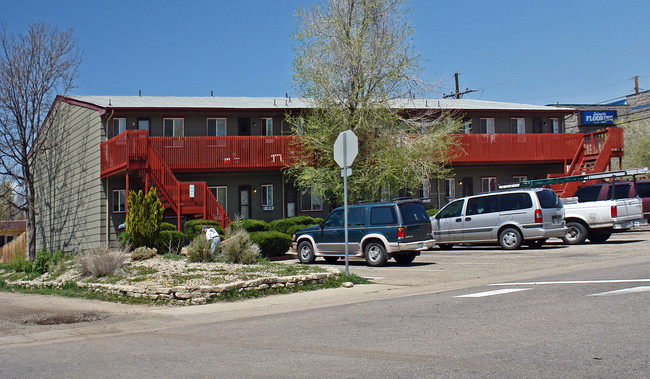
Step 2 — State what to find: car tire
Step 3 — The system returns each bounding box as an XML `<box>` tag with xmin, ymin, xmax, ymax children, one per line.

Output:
<box><xmin>562</xmin><ymin>221</ymin><xmax>588</xmax><ymax>245</ymax></box>
<box><xmin>394</xmin><ymin>252</ymin><xmax>416</xmax><ymax>265</ymax></box>
<box><xmin>364</xmin><ymin>241</ymin><xmax>388</xmax><ymax>267</ymax></box>
<box><xmin>323</xmin><ymin>256</ymin><xmax>339</xmax><ymax>263</ymax></box>
<box><xmin>588</xmin><ymin>229</ymin><xmax>612</xmax><ymax>243</ymax></box>
<box><xmin>438</xmin><ymin>244</ymin><xmax>454</xmax><ymax>250</ymax></box>
<box><xmin>526</xmin><ymin>239</ymin><xmax>546</xmax><ymax>249</ymax></box>
<box><xmin>499</xmin><ymin>227</ymin><xmax>523</xmax><ymax>250</ymax></box>
<box><xmin>297</xmin><ymin>240</ymin><xmax>316</xmax><ymax>264</ymax></box>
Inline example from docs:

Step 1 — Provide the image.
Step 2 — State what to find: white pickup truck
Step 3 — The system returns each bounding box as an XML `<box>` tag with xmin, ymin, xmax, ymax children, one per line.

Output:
<box><xmin>561</xmin><ymin>197</ymin><xmax>648</xmax><ymax>244</ymax></box>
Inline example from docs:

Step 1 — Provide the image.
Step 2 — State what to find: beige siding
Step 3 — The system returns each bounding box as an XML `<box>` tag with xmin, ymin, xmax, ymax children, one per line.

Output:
<box><xmin>34</xmin><ymin>102</ymin><xmax>106</xmax><ymax>253</ymax></box>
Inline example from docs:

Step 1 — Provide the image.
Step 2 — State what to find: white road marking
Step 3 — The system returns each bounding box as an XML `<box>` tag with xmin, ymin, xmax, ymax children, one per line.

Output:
<box><xmin>488</xmin><ymin>279</ymin><xmax>650</xmax><ymax>286</ymax></box>
<box><xmin>588</xmin><ymin>286</ymin><xmax>650</xmax><ymax>297</ymax></box>
<box><xmin>455</xmin><ymin>288</ymin><xmax>532</xmax><ymax>298</ymax></box>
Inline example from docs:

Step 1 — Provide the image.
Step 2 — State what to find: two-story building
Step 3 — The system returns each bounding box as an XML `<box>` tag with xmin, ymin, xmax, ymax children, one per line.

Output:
<box><xmin>33</xmin><ymin>95</ymin><xmax>623</xmax><ymax>253</ymax></box>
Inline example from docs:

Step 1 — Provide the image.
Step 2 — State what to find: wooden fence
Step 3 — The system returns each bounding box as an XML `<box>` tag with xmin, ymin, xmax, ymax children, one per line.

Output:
<box><xmin>1</xmin><ymin>232</ymin><xmax>26</xmax><ymax>263</ymax></box>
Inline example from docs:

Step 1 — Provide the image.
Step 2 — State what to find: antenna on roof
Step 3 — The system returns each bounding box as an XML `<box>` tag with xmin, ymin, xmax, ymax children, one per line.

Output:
<box><xmin>109</xmin><ymin>99</ymin><xmax>111</xmax><ymax>106</ymax></box>
<box><xmin>138</xmin><ymin>90</ymin><xmax>141</xmax><ymax>97</ymax></box>
<box><xmin>211</xmin><ymin>90</ymin><xmax>214</xmax><ymax>97</ymax></box>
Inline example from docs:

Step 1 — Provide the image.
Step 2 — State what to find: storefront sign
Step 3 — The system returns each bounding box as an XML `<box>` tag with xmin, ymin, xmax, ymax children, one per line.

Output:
<box><xmin>581</xmin><ymin>110</ymin><xmax>616</xmax><ymax>125</ymax></box>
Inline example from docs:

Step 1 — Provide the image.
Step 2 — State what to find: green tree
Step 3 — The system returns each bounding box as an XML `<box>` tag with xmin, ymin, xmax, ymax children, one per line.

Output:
<box><xmin>621</xmin><ymin>116</ymin><xmax>650</xmax><ymax>168</ymax></box>
<box><xmin>288</xmin><ymin>0</ymin><xmax>460</xmax><ymax>207</ymax></box>
<box><xmin>126</xmin><ymin>188</ymin><xmax>164</xmax><ymax>249</ymax></box>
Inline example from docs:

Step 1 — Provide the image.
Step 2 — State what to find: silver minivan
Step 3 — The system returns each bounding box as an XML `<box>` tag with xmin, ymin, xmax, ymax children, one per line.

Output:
<box><xmin>430</xmin><ymin>188</ymin><xmax>566</xmax><ymax>249</ymax></box>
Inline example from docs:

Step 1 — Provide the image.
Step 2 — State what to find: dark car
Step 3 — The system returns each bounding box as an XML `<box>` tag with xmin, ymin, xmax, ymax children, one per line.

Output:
<box><xmin>292</xmin><ymin>199</ymin><xmax>434</xmax><ymax>266</ymax></box>
<box><xmin>573</xmin><ymin>180</ymin><xmax>650</xmax><ymax>220</ymax></box>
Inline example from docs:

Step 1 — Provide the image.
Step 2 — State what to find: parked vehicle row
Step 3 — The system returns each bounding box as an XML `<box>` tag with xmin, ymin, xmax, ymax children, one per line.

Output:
<box><xmin>292</xmin><ymin>181</ymin><xmax>648</xmax><ymax>266</ymax></box>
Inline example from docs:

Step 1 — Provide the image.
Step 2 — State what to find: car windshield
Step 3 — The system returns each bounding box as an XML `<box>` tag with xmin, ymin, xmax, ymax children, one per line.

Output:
<box><xmin>536</xmin><ymin>189</ymin><xmax>562</xmax><ymax>209</ymax></box>
<box><xmin>398</xmin><ymin>202</ymin><xmax>429</xmax><ymax>224</ymax></box>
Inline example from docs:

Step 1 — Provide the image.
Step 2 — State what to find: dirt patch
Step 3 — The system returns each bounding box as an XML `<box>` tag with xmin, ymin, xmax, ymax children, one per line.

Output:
<box><xmin>24</xmin><ymin>312</ymin><xmax>108</xmax><ymax>325</ymax></box>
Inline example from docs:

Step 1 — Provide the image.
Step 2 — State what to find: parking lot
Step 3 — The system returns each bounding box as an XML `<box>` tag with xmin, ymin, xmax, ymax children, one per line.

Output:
<box><xmin>289</xmin><ymin>227</ymin><xmax>650</xmax><ymax>288</ymax></box>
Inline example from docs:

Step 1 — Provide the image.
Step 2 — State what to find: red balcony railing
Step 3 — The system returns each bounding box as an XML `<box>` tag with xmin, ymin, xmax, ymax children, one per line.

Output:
<box><xmin>449</xmin><ymin>133</ymin><xmax>585</xmax><ymax>165</ymax></box>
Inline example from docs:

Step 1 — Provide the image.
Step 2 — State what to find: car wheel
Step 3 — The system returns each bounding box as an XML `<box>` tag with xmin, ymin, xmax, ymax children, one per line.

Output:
<box><xmin>588</xmin><ymin>229</ymin><xmax>612</xmax><ymax>243</ymax></box>
<box><xmin>499</xmin><ymin>227</ymin><xmax>523</xmax><ymax>250</ymax></box>
<box><xmin>323</xmin><ymin>256</ymin><xmax>339</xmax><ymax>263</ymax></box>
<box><xmin>526</xmin><ymin>239</ymin><xmax>546</xmax><ymax>249</ymax></box>
<box><xmin>562</xmin><ymin>222</ymin><xmax>588</xmax><ymax>245</ymax></box>
<box><xmin>438</xmin><ymin>244</ymin><xmax>454</xmax><ymax>250</ymax></box>
<box><xmin>364</xmin><ymin>241</ymin><xmax>388</xmax><ymax>267</ymax></box>
<box><xmin>297</xmin><ymin>241</ymin><xmax>316</xmax><ymax>264</ymax></box>
<box><xmin>394</xmin><ymin>252</ymin><xmax>417</xmax><ymax>265</ymax></box>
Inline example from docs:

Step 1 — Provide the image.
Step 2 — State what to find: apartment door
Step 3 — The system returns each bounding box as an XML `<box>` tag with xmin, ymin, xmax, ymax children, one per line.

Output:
<box><xmin>462</xmin><ymin>177</ymin><xmax>474</xmax><ymax>197</ymax></box>
<box><xmin>239</xmin><ymin>186</ymin><xmax>252</xmax><ymax>220</ymax></box>
<box><xmin>238</xmin><ymin>118</ymin><xmax>251</xmax><ymax>136</ymax></box>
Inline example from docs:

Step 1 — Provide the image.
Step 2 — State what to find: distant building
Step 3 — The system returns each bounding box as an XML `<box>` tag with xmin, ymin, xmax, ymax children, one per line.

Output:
<box><xmin>33</xmin><ymin>95</ymin><xmax>623</xmax><ymax>253</ymax></box>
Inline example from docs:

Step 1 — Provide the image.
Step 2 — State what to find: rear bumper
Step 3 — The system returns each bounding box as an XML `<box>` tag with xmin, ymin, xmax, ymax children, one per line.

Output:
<box><xmin>614</xmin><ymin>218</ymin><xmax>648</xmax><ymax>230</ymax></box>
<box><xmin>522</xmin><ymin>224</ymin><xmax>567</xmax><ymax>239</ymax></box>
<box><xmin>386</xmin><ymin>238</ymin><xmax>436</xmax><ymax>254</ymax></box>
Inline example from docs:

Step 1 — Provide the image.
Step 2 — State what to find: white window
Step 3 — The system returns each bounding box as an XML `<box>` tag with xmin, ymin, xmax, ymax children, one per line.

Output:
<box><xmin>510</xmin><ymin>118</ymin><xmax>525</xmax><ymax>134</ymax></box>
<box><xmin>445</xmin><ymin>178</ymin><xmax>456</xmax><ymax>199</ymax></box>
<box><xmin>464</xmin><ymin>120</ymin><xmax>472</xmax><ymax>134</ymax></box>
<box><xmin>301</xmin><ymin>186</ymin><xmax>323</xmax><ymax>211</ymax></box>
<box><xmin>479</xmin><ymin>118</ymin><xmax>495</xmax><ymax>134</ymax></box>
<box><xmin>208</xmin><ymin>186</ymin><xmax>227</xmax><ymax>213</ymax></box>
<box><xmin>163</xmin><ymin>118</ymin><xmax>184</xmax><ymax>137</ymax></box>
<box><xmin>137</xmin><ymin>119</ymin><xmax>150</xmax><ymax>133</ymax></box>
<box><xmin>512</xmin><ymin>175</ymin><xmax>528</xmax><ymax>184</ymax></box>
<box><xmin>207</xmin><ymin>118</ymin><xmax>227</xmax><ymax>136</ymax></box>
<box><xmin>481</xmin><ymin>177</ymin><xmax>497</xmax><ymax>193</ymax></box>
<box><xmin>261</xmin><ymin>117</ymin><xmax>273</xmax><ymax>136</ymax></box>
<box><xmin>420</xmin><ymin>180</ymin><xmax>431</xmax><ymax>203</ymax></box>
<box><xmin>113</xmin><ymin>189</ymin><xmax>126</xmax><ymax>213</ymax></box>
<box><xmin>551</xmin><ymin>118</ymin><xmax>559</xmax><ymax>133</ymax></box>
<box><xmin>112</xmin><ymin>118</ymin><xmax>126</xmax><ymax>137</ymax></box>
<box><xmin>261</xmin><ymin>184</ymin><xmax>273</xmax><ymax>208</ymax></box>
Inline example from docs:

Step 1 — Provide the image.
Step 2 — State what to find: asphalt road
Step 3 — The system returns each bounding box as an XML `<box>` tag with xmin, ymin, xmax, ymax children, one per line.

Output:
<box><xmin>1</xmin><ymin>229</ymin><xmax>649</xmax><ymax>378</ymax></box>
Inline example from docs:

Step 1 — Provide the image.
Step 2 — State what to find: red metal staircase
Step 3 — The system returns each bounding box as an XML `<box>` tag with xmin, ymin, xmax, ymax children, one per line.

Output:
<box><xmin>547</xmin><ymin>127</ymin><xmax>624</xmax><ymax>197</ymax></box>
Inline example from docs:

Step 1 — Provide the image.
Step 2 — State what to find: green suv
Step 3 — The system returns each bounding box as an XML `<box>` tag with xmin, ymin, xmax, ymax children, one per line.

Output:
<box><xmin>292</xmin><ymin>199</ymin><xmax>435</xmax><ymax>266</ymax></box>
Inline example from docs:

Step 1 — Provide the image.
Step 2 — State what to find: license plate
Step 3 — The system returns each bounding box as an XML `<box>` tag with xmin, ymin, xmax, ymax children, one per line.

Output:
<box><xmin>417</xmin><ymin>242</ymin><xmax>424</xmax><ymax>249</ymax></box>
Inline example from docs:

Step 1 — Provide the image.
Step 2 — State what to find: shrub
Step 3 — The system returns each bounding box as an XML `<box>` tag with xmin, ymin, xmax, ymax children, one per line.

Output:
<box><xmin>126</xmin><ymin>187</ymin><xmax>164</xmax><ymax>248</ymax></box>
<box><xmin>219</xmin><ymin>230</ymin><xmax>260</xmax><ymax>264</ymax></box>
<box><xmin>269</xmin><ymin>216</ymin><xmax>322</xmax><ymax>234</ymax></box>
<box><xmin>118</xmin><ymin>231</ymin><xmax>131</xmax><ymax>250</ymax></box>
<box><xmin>76</xmin><ymin>248</ymin><xmax>127</xmax><ymax>278</ymax></box>
<box><xmin>187</xmin><ymin>234</ymin><xmax>213</xmax><ymax>263</ymax></box>
<box><xmin>154</xmin><ymin>230</ymin><xmax>185</xmax><ymax>255</ymax></box>
<box><xmin>184</xmin><ymin>219</ymin><xmax>225</xmax><ymax>242</ymax></box>
<box><xmin>160</xmin><ymin>222</ymin><xmax>177</xmax><ymax>231</ymax></box>
<box><xmin>229</xmin><ymin>219</ymin><xmax>270</xmax><ymax>233</ymax></box>
<box><xmin>287</xmin><ymin>224</ymin><xmax>309</xmax><ymax>237</ymax></box>
<box><xmin>426</xmin><ymin>208</ymin><xmax>439</xmax><ymax>217</ymax></box>
<box><xmin>131</xmin><ymin>246</ymin><xmax>157</xmax><ymax>260</ymax></box>
<box><xmin>249</xmin><ymin>231</ymin><xmax>292</xmax><ymax>258</ymax></box>
<box><xmin>32</xmin><ymin>249</ymin><xmax>65</xmax><ymax>275</ymax></box>
<box><xmin>9</xmin><ymin>252</ymin><xmax>29</xmax><ymax>272</ymax></box>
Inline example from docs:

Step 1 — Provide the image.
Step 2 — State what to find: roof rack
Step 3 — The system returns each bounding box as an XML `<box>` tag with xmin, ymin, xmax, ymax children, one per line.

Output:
<box><xmin>498</xmin><ymin>167</ymin><xmax>649</xmax><ymax>189</ymax></box>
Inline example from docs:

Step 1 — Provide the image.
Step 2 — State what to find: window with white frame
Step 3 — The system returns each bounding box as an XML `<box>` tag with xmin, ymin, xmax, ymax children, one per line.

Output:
<box><xmin>261</xmin><ymin>117</ymin><xmax>273</xmax><ymax>136</ymax></box>
<box><xmin>163</xmin><ymin>118</ymin><xmax>184</xmax><ymax>137</ymax></box>
<box><xmin>512</xmin><ymin>175</ymin><xmax>528</xmax><ymax>184</ymax></box>
<box><xmin>419</xmin><ymin>180</ymin><xmax>431</xmax><ymax>203</ymax></box>
<box><xmin>481</xmin><ymin>177</ymin><xmax>497</xmax><ymax>193</ymax></box>
<box><xmin>208</xmin><ymin>186</ymin><xmax>228</xmax><ymax>213</ymax></box>
<box><xmin>551</xmin><ymin>118</ymin><xmax>559</xmax><ymax>133</ymax></box>
<box><xmin>207</xmin><ymin>118</ymin><xmax>227</xmax><ymax>136</ymax></box>
<box><xmin>479</xmin><ymin>118</ymin><xmax>495</xmax><ymax>134</ymax></box>
<box><xmin>510</xmin><ymin>118</ymin><xmax>525</xmax><ymax>133</ymax></box>
<box><xmin>112</xmin><ymin>118</ymin><xmax>126</xmax><ymax>138</ymax></box>
<box><xmin>300</xmin><ymin>186</ymin><xmax>323</xmax><ymax>211</ymax></box>
<box><xmin>113</xmin><ymin>189</ymin><xmax>126</xmax><ymax>213</ymax></box>
<box><xmin>445</xmin><ymin>178</ymin><xmax>456</xmax><ymax>199</ymax></box>
<box><xmin>261</xmin><ymin>184</ymin><xmax>273</xmax><ymax>208</ymax></box>
<box><xmin>464</xmin><ymin>120</ymin><xmax>472</xmax><ymax>134</ymax></box>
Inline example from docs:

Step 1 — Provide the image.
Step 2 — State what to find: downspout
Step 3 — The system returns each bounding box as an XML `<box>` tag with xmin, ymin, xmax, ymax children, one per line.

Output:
<box><xmin>104</xmin><ymin>109</ymin><xmax>114</xmax><ymax>248</ymax></box>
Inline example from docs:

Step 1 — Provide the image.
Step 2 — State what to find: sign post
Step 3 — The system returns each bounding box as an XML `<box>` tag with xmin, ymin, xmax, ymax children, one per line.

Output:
<box><xmin>333</xmin><ymin>130</ymin><xmax>358</xmax><ymax>275</ymax></box>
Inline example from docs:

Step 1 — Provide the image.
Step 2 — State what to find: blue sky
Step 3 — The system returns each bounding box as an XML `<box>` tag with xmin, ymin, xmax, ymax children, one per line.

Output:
<box><xmin>3</xmin><ymin>0</ymin><xmax>649</xmax><ymax>105</ymax></box>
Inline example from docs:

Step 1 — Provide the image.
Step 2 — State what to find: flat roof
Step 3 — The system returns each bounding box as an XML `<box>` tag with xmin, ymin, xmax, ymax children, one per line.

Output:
<box><xmin>67</xmin><ymin>95</ymin><xmax>575</xmax><ymax>113</ymax></box>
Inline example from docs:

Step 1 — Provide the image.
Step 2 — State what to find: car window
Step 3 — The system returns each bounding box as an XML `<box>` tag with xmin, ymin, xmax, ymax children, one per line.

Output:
<box><xmin>436</xmin><ymin>199</ymin><xmax>464</xmax><ymax>219</ymax></box>
<box><xmin>607</xmin><ymin>183</ymin><xmax>631</xmax><ymax>199</ymax></box>
<box><xmin>370</xmin><ymin>206</ymin><xmax>397</xmax><ymax>225</ymax></box>
<box><xmin>347</xmin><ymin>207</ymin><xmax>366</xmax><ymax>226</ymax></box>
<box><xmin>466</xmin><ymin>195</ymin><xmax>499</xmax><ymax>215</ymax></box>
<box><xmin>324</xmin><ymin>210</ymin><xmax>344</xmax><ymax>228</ymax></box>
<box><xmin>398</xmin><ymin>202</ymin><xmax>429</xmax><ymax>224</ymax></box>
<box><xmin>636</xmin><ymin>182</ymin><xmax>650</xmax><ymax>198</ymax></box>
<box><xmin>574</xmin><ymin>185</ymin><xmax>602</xmax><ymax>202</ymax></box>
<box><xmin>499</xmin><ymin>193</ymin><xmax>533</xmax><ymax>211</ymax></box>
<box><xmin>536</xmin><ymin>189</ymin><xmax>562</xmax><ymax>209</ymax></box>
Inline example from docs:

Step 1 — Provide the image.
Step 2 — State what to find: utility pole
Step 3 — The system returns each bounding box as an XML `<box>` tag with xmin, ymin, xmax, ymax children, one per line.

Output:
<box><xmin>634</xmin><ymin>75</ymin><xmax>639</xmax><ymax>94</ymax></box>
<box><xmin>443</xmin><ymin>72</ymin><xmax>477</xmax><ymax>99</ymax></box>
